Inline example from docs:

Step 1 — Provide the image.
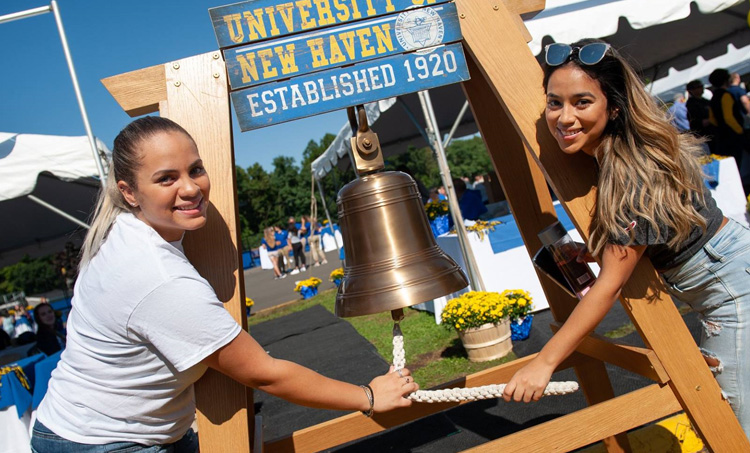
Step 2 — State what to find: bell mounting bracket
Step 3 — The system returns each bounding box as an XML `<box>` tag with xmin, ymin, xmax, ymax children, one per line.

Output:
<box><xmin>347</xmin><ymin>104</ymin><xmax>384</xmax><ymax>175</ymax></box>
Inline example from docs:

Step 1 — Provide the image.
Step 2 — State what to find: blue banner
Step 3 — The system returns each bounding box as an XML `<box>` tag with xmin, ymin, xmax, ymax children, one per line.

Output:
<box><xmin>210</xmin><ymin>0</ymin><xmax>450</xmax><ymax>49</ymax></box>
<box><xmin>231</xmin><ymin>42</ymin><xmax>469</xmax><ymax>131</ymax></box>
<box><xmin>224</xmin><ymin>3</ymin><xmax>461</xmax><ymax>90</ymax></box>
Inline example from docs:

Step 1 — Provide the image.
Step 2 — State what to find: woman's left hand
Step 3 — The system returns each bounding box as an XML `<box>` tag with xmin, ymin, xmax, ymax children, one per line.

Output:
<box><xmin>369</xmin><ymin>366</ymin><xmax>419</xmax><ymax>412</ymax></box>
<box><xmin>502</xmin><ymin>357</ymin><xmax>555</xmax><ymax>403</ymax></box>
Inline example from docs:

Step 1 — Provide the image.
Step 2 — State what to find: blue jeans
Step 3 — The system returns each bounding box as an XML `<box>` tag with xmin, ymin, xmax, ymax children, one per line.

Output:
<box><xmin>661</xmin><ymin>218</ymin><xmax>750</xmax><ymax>437</ymax></box>
<box><xmin>30</xmin><ymin>421</ymin><xmax>199</xmax><ymax>453</ymax></box>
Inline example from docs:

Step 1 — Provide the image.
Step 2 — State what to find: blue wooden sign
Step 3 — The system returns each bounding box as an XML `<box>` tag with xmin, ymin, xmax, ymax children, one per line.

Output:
<box><xmin>224</xmin><ymin>2</ymin><xmax>461</xmax><ymax>90</ymax></box>
<box><xmin>210</xmin><ymin>0</ymin><xmax>450</xmax><ymax>49</ymax></box>
<box><xmin>231</xmin><ymin>42</ymin><xmax>469</xmax><ymax>131</ymax></box>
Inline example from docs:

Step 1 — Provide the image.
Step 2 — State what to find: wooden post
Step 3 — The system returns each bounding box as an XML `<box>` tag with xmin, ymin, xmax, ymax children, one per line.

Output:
<box><xmin>102</xmin><ymin>51</ymin><xmax>253</xmax><ymax>452</ymax></box>
<box><xmin>460</xmin><ymin>28</ymin><xmax>630</xmax><ymax>453</ymax></box>
<box><xmin>454</xmin><ymin>0</ymin><xmax>750</xmax><ymax>451</ymax></box>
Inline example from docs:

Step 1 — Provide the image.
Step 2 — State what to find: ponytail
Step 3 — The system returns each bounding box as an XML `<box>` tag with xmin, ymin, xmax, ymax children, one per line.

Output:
<box><xmin>79</xmin><ymin>165</ymin><xmax>131</xmax><ymax>269</ymax></box>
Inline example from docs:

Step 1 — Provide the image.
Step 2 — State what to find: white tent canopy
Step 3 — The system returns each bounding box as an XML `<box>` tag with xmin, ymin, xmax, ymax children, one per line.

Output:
<box><xmin>311</xmin><ymin>0</ymin><xmax>748</xmax><ymax>179</ymax></box>
<box><xmin>0</xmin><ymin>133</ymin><xmax>109</xmax><ymax>267</ymax></box>
<box><xmin>647</xmin><ymin>42</ymin><xmax>750</xmax><ymax>100</ymax></box>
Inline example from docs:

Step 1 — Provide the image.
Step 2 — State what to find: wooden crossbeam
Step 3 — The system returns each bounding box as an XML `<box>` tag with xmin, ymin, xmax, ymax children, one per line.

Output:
<box><xmin>101</xmin><ymin>65</ymin><xmax>165</xmax><ymax>117</ymax></box>
<box><xmin>550</xmin><ymin>324</ymin><xmax>669</xmax><ymax>383</ymax></box>
<box><xmin>465</xmin><ymin>384</ymin><xmax>682</xmax><ymax>453</ymax></box>
<box><xmin>264</xmin><ymin>353</ymin><xmax>586</xmax><ymax>453</ymax></box>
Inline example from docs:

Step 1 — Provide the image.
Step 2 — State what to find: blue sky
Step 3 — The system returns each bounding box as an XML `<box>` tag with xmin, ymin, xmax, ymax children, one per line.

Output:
<box><xmin>0</xmin><ymin>0</ymin><xmax>345</xmax><ymax>171</ymax></box>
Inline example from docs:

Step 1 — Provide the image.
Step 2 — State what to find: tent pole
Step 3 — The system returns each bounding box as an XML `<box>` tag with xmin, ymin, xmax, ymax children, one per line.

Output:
<box><xmin>0</xmin><ymin>5</ymin><xmax>51</xmax><ymax>23</ymax></box>
<box><xmin>316</xmin><ymin>178</ymin><xmax>343</xmax><ymax>265</ymax></box>
<box><xmin>442</xmin><ymin>101</ymin><xmax>470</xmax><ymax>149</ymax></box>
<box><xmin>50</xmin><ymin>0</ymin><xmax>107</xmax><ymax>187</ymax></box>
<box><xmin>417</xmin><ymin>90</ymin><xmax>484</xmax><ymax>291</ymax></box>
<box><xmin>28</xmin><ymin>194</ymin><xmax>91</xmax><ymax>229</ymax></box>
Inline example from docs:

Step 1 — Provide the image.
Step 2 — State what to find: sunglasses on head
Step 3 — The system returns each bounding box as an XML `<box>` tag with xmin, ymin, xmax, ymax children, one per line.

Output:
<box><xmin>545</xmin><ymin>42</ymin><xmax>611</xmax><ymax>67</ymax></box>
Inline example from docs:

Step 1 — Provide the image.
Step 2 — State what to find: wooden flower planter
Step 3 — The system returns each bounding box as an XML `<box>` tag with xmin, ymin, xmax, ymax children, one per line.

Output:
<box><xmin>458</xmin><ymin>320</ymin><xmax>512</xmax><ymax>362</ymax></box>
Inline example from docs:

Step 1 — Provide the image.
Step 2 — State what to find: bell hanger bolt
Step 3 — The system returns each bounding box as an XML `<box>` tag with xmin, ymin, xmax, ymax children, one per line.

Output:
<box><xmin>347</xmin><ymin>104</ymin><xmax>384</xmax><ymax>175</ymax></box>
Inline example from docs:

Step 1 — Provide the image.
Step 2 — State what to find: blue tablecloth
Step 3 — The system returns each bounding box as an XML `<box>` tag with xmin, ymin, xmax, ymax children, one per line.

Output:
<box><xmin>31</xmin><ymin>351</ymin><xmax>62</xmax><ymax>410</ymax></box>
<box><xmin>0</xmin><ymin>353</ymin><xmax>45</xmax><ymax>418</ymax></box>
<box><xmin>703</xmin><ymin>160</ymin><xmax>720</xmax><ymax>189</ymax></box>
<box><xmin>241</xmin><ymin>250</ymin><xmax>261</xmax><ymax>269</ymax></box>
<box><xmin>320</xmin><ymin>225</ymin><xmax>345</xmax><ymax>260</ymax></box>
<box><xmin>50</xmin><ymin>297</ymin><xmax>73</xmax><ymax>323</ymax></box>
<box><xmin>486</xmin><ymin>203</ymin><xmax>575</xmax><ymax>254</ymax></box>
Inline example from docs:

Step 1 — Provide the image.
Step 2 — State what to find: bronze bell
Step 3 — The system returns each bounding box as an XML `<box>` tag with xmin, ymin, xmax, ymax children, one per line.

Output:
<box><xmin>335</xmin><ymin>170</ymin><xmax>468</xmax><ymax>317</ymax></box>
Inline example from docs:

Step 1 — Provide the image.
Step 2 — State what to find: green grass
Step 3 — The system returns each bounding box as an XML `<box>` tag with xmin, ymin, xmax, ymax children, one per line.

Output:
<box><xmin>247</xmin><ymin>288</ymin><xmax>514</xmax><ymax>388</ymax></box>
<box><xmin>249</xmin><ymin>290</ymin><xmax>695</xmax><ymax>387</ymax></box>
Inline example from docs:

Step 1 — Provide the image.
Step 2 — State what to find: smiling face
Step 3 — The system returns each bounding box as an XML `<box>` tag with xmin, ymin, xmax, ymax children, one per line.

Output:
<box><xmin>545</xmin><ymin>65</ymin><xmax>611</xmax><ymax>156</ymax></box>
<box><xmin>117</xmin><ymin>131</ymin><xmax>210</xmax><ymax>242</ymax></box>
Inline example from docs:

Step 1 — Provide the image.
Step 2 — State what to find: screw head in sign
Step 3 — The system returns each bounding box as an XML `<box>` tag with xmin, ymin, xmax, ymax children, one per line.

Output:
<box><xmin>493</xmin><ymin>5</ymin><xmax>499</xmax><ymax>10</ymax></box>
<box><xmin>213</xmin><ymin>73</ymin><xmax>220</xmax><ymax>78</ymax></box>
<box><xmin>174</xmin><ymin>81</ymin><xmax>181</xmax><ymax>87</ymax></box>
<box><xmin>173</xmin><ymin>63</ymin><xmax>180</xmax><ymax>69</ymax></box>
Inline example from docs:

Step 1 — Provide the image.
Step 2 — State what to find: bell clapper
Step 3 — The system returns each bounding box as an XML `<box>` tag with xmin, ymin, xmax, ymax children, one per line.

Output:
<box><xmin>392</xmin><ymin>321</ymin><xmax>579</xmax><ymax>403</ymax></box>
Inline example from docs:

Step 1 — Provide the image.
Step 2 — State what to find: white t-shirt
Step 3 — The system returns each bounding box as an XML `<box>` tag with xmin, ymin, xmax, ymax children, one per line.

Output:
<box><xmin>37</xmin><ymin>213</ymin><xmax>241</xmax><ymax>445</ymax></box>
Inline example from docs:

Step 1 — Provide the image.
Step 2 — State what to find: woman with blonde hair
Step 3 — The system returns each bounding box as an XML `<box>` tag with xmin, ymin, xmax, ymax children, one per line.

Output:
<box><xmin>31</xmin><ymin>116</ymin><xmax>417</xmax><ymax>452</ymax></box>
<box><xmin>261</xmin><ymin>225</ymin><xmax>286</xmax><ymax>279</ymax></box>
<box><xmin>503</xmin><ymin>40</ymin><xmax>750</xmax><ymax>437</ymax></box>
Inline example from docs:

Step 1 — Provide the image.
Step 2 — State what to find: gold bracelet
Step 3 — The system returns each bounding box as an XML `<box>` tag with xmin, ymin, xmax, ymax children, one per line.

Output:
<box><xmin>360</xmin><ymin>384</ymin><xmax>374</xmax><ymax>417</ymax></box>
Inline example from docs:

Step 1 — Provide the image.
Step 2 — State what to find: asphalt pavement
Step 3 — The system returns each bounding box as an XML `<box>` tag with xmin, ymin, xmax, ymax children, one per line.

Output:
<box><xmin>243</xmin><ymin>248</ymin><xmax>345</xmax><ymax>312</ymax></box>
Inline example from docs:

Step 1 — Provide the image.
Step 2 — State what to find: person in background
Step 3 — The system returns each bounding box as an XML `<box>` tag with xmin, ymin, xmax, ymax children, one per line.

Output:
<box><xmin>473</xmin><ymin>174</ymin><xmax>489</xmax><ymax>204</ymax></box>
<box><xmin>287</xmin><ymin>220</ymin><xmax>307</xmax><ymax>275</ymax></box>
<box><xmin>1</xmin><ymin>309</ymin><xmax>14</xmax><ymax>340</ymax></box>
<box><xmin>667</xmin><ymin>93</ymin><xmax>690</xmax><ymax>132</ymax></box>
<box><xmin>708</xmin><ymin>68</ymin><xmax>746</xmax><ymax>172</ymax></box>
<box><xmin>728</xmin><ymin>72</ymin><xmax>750</xmax><ymax>117</ymax></box>
<box><xmin>504</xmin><ymin>39</ymin><xmax>750</xmax><ymax>438</ymax></box>
<box><xmin>261</xmin><ymin>227</ymin><xmax>286</xmax><ymax>280</ymax></box>
<box><xmin>0</xmin><ymin>326</ymin><xmax>10</xmax><ymax>350</ymax></box>
<box><xmin>302</xmin><ymin>215</ymin><xmax>327</xmax><ymax>266</ymax></box>
<box><xmin>273</xmin><ymin>225</ymin><xmax>291</xmax><ymax>274</ymax></box>
<box><xmin>428</xmin><ymin>188</ymin><xmax>441</xmax><ymax>203</ymax></box>
<box><xmin>31</xmin><ymin>116</ymin><xmax>417</xmax><ymax>452</ymax></box>
<box><xmin>12</xmin><ymin>304</ymin><xmax>36</xmax><ymax>345</ymax></box>
<box><xmin>453</xmin><ymin>178</ymin><xmax>487</xmax><ymax>221</ymax></box>
<box><xmin>289</xmin><ymin>216</ymin><xmax>307</xmax><ymax>250</ymax></box>
<box><xmin>33</xmin><ymin>302</ymin><xmax>66</xmax><ymax>355</ymax></box>
<box><xmin>685</xmin><ymin>79</ymin><xmax>715</xmax><ymax>153</ymax></box>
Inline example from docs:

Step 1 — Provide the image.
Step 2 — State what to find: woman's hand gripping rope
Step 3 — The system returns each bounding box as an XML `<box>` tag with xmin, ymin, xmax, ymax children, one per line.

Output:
<box><xmin>392</xmin><ymin>322</ymin><xmax>579</xmax><ymax>403</ymax></box>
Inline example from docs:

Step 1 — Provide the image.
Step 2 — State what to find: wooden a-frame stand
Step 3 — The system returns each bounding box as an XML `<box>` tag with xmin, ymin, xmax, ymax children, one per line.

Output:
<box><xmin>102</xmin><ymin>1</ymin><xmax>749</xmax><ymax>451</ymax></box>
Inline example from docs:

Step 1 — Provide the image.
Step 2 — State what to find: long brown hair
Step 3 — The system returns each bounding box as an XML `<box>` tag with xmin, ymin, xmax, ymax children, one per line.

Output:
<box><xmin>544</xmin><ymin>39</ymin><xmax>707</xmax><ymax>256</ymax></box>
<box><xmin>80</xmin><ymin>117</ymin><xmax>193</xmax><ymax>267</ymax></box>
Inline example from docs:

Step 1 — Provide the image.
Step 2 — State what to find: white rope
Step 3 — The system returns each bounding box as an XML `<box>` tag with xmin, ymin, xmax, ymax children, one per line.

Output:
<box><xmin>392</xmin><ymin>323</ymin><xmax>579</xmax><ymax>402</ymax></box>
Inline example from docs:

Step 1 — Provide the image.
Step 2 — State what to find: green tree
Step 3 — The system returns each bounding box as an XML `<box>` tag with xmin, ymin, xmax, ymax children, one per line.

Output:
<box><xmin>236</xmin><ymin>163</ymin><xmax>275</xmax><ymax>250</ymax></box>
<box><xmin>0</xmin><ymin>255</ymin><xmax>59</xmax><ymax>295</ymax></box>
<box><xmin>298</xmin><ymin>133</ymin><xmax>351</xmax><ymax>220</ymax></box>
<box><xmin>235</xmin><ymin>134</ymin><xmax>348</xmax><ymax>250</ymax></box>
<box><xmin>384</xmin><ymin>145</ymin><xmax>441</xmax><ymax>190</ymax></box>
<box><xmin>445</xmin><ymin>136</ymin><xmax>494</xmax><ymax>180</ymax></box>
